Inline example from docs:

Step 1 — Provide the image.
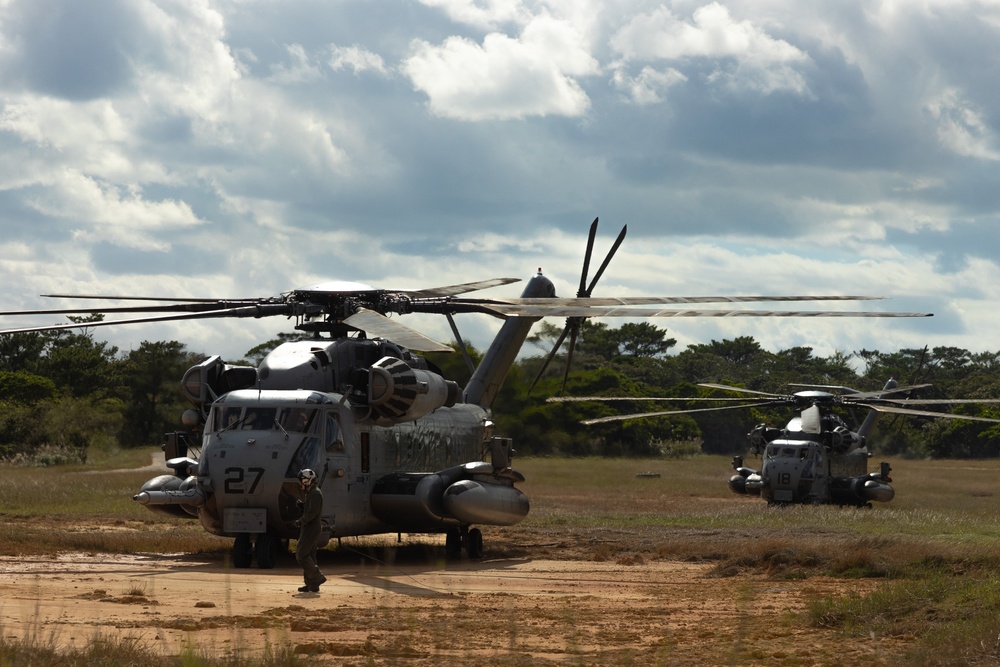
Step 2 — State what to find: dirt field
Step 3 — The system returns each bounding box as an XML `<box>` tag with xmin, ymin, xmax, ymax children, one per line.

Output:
<box><xmin>0</xmin><ymin>539</ymin><xmax>897</xmax><ymax>666</ymax></box>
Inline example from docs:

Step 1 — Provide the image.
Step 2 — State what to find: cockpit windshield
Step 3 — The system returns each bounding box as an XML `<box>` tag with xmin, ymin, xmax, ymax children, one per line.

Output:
<box><xmin>278</xmin><ymin>407</ymin><xmax>318</xmax><ymax>434</ymax></box>
<box><xmin>209</xmin><ymin>405</ymin><xmax>318</xmax><ymax>433</ymax></box>
<box><xmin>240</xmin><ymin>408</ymin><xmax>277</xmax><ymax>430</ymax></box>
<box><xmin>766</xmin><ymin>445</ymin><xmax>805</xmax><ymax>459</ymax></box>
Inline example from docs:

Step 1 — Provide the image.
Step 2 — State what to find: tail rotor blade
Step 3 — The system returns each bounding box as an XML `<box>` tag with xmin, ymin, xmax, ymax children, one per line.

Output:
<box><xmin>528</xmin><ymin>323</ymin><xmax>572</xmax><ymax>395</ymax></box>
<box><xmin>578</xmin><ymin>217</ymin><xmax>599</xmax><ymax>297</ymax></box>
<box><xmin>584</xmin><ymin>224</ymin><xmax>627</xmax><ymax>296</ymax></box>
<box><xmin>560</xmin><ymin>322</ymin><xmax>580</xmax><ymax>395</ymax></box>
<box><xmin>537</xmin><ymin>218</ymin><xmax>626</xmax><ymax>395</ymax></box>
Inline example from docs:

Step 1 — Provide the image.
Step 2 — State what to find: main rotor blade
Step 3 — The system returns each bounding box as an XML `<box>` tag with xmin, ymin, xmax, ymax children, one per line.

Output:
<box><xmin>800</xmin><ymin>405</ymin><xmax>823</xmax><ymax>434</ymax></box>
<box><xmin>406</xmin><ymin>278</ymin><xmax>521</xmax><ymax>298</ymax></box>
<box><xmin>868</xmin><ymin>398</ymin><xmax>1000</xmax><ymax>405</ymax></box>
<box><xmin>342</xmin><ymin>308</ymin><xmax>452</xmax><ymax>352</ymax></box>
<box><xmin>500</xmin><ymin>295</ymin><xmax>886</xmax><ymax>307</ymax></box>
<box><xmin>841</xmin><ymin>385</ymin><xmax>935</xmax><ymax>400</ymax></box>
<box><xmin>478</xmin><ymin>305</ymin><xmax>934</xmax><ymax>318</ymax></box>
<box><xmin>855</xmin><ymin>403</ymin><xmax>1000</xmax><ymax>423</ymax></box>
<box><xmin>0</xmin><ymin>301</ymin><xmax>262</xmax><ymax>317</ymax></box>
<box><xmin>547</xmin><ymin>396</ymin><xmax>760</xmax><ymax>403</ymax></box>
<box><xmin>0</xmin><ymin>304</ymin><xmax>293</xmax><ymax>335</ymax></box>
<box><xmin>698</xmin><ymin>383</ymin><xmax>786</xmax><ymax>398</ymax></box>
<box><xmin>42</xmin><ymin>293</ymin><xmax>256</xmax><ymax>303</ymax></box>
<box><xmin>581</xmin><ymin>400</ymin><xmax>787</xmax><ymax>425</ymax></box>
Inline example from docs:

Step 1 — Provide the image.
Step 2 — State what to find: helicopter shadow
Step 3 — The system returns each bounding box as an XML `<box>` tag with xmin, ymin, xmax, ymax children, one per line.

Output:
<box><xmin>338</xmin><ymin>553</ymin><xmax>533</xmax><ymax>598</ymax></box>
<box><xmin>340</xmin><ymin>573</ymin><xmax>453</xmax><ymax>598</ymax></box>
<box><xmin>139</xmin><ymin>544</ymin><xmax>532</xmax><ymax>585</ymax></box>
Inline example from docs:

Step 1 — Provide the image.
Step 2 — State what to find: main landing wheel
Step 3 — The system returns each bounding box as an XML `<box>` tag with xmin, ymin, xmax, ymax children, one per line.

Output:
<box><xmin>255</xmin><ymin>530</ymin><xmax>280</xmax><ymax>569</ymax></box>
<box><xmin>466</xmin><ymin>528</ymin><xmax>483</xmax><ymax>560</ymax></box>
<box><xmin>445</xmin><ymin>528</ymin><xmax>463</xmax><ymax>559</ymax></box>
<box><xmin>445</xmin><ymin>527</ymin><xmax>484</xmax><ymax>560</ymax></box>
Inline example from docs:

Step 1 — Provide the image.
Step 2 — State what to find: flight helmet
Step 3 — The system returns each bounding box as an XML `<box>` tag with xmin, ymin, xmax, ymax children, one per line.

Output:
<box><xmin>298</xmin><ymin>468</ymin><xmax>317</xmax><ymax>488</ymax></box>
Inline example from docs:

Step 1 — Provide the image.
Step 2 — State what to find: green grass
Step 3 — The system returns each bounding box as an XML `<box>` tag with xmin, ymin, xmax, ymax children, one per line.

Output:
<box><xmin>517</xmin><ymin>455</ymin><xmax>1000</xmax><ymax>539</ymax></box>
<box><xmin>512</xmin><ymin>455</ymin><xmax>1000</xmax><ymax>663</ymax></box>
<box><xmin>0</xmin><ymin>630</ymin><xmax>307</xmax><ymax>666</ymax></box>
<box><xmin>808</xmin><ymin>568</ymin><xmax>1000</xmax><ymax>665</ymax></box>
<box><xmin>0</xmin><ymin>446</ymin><xmax>227</xmax><ymax>556</ymax></box>
<box><xmin>6</xmin><ymin>450</ymin><xmax>1000</xmax><ymax>664</ymax></box>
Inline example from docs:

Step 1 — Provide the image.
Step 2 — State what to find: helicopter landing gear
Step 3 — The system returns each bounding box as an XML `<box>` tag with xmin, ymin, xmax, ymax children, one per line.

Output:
<box><xmin>445</xmin><ymin>526</ymin><xmax>484</xmax><ymax>560</ymax></box>
<box><xmin>232</xmin><ymin>533</ymin><xmax>253</xmax><ymax>568</ymax></box>
<box><xmin>232</xmin><ymin>531</ymin><xmax>283</xmax><ymax>569</ymax></box>
<box><xmin>255</xmin><ymin>530</ymin><xmax>280</xmax><ymax>569</ymax></box>
<box><xmin>445</xmin><ymin>528</ymin><xmax>462</xmax><ymax>559</ymax></box>
<box><xmin>466</xmin><ymin>528</ymin><xmax>483</xmax><ymax>559</ymax></box>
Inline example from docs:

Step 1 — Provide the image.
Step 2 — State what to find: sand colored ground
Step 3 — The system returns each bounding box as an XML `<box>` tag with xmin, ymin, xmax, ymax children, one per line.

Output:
<box><xmin>0</xmin><ymin>545</ymin><xmax>899</xmax><ymax>666</ymax></box>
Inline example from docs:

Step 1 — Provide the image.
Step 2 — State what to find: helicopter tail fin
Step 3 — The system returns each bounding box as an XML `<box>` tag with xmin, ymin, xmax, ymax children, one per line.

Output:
<box><xmin>857</xmin><ymin>378</ymin><xmax>898</xmax><ymax>438</ymax></box>
<box><xmin>463</xmin><ymin>270</ymin><xmax>556</xmax><ymax>408</ymax></box>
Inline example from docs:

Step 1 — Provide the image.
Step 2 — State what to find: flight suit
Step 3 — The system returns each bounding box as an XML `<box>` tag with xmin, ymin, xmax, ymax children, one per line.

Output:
<box><xmin>296</xmin><ymin>484</ymin><xmax>326</xmax><ymax>590</ymax></box>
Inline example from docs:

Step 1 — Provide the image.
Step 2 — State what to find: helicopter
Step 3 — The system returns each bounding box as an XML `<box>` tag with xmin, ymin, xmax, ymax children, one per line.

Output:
<box><xmin>550</xmin><ymin>379</ymin><xmax>1000</xmax><ymax>506</ymax></box>
<box><xmin>0</xmin><ymin>219</ymin><xmax>935</xmax><ymax>565</ymax></box>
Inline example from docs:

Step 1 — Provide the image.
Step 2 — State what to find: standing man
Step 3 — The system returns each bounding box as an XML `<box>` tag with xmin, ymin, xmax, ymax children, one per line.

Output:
<box><xmin>294</xmin><ymin>468</ymin><xmax>327</xmax><ymax>593</ymax></box>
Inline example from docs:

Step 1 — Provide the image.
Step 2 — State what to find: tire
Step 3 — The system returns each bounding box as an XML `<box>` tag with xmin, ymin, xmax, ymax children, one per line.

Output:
<box><xmin>445</xmin><ymin>528</ymin><xmax>462</xmax><ymax>559</ymax></box>
<box><xmin>466</xmin><ymin>528</ymin><xmax>483</xmax><ymax>560</ymax></box>
<box><xmin>232</xmin><ymin>533</ymin><xmax>253</xmax><ymax>568</ymax></box>
<box><xmin>255</xmin><ymin>531</ymin><xmax>279</xmax><ymax>569</ymax></box>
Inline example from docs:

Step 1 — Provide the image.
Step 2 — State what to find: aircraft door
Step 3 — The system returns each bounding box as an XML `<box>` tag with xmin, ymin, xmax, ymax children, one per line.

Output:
<box><xmin>322</xmin><ymin>409</ymin><xmax>353</xmax><ymax>535</ymax></box>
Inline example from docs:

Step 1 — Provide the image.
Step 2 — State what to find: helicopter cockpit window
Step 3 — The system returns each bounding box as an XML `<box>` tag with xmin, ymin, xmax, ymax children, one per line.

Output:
<box><xmin>326</xmin><ymin>412</ymin><xmax>344</xmax><ymax>453</ymax></box>
<box><xmin>278</xmin><ymin>408</ymin><xmax>318</xmax><ymax>434</ymax></box>
<box><xmin>242</xmin><ymin>407</ymin><xmax>278</xmax><ymax>430</ymax></box>
<box><xmin>766</xmin><ymin>446</ymin><xmax>801</xmax><ymax>459</ymax></box>
<box><xmin>216</xmin><ymin>406</ymin><xmax>243</xmax><ymax>431</ymax></box>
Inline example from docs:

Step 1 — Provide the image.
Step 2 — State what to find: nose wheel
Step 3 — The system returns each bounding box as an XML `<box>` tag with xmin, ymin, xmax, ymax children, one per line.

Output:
<box><xmin>445</xmin><ymin>526</ymin><xmax>484</xmax><ymax>560</ymax></box>
<box><xmin>232</xmin><ymin>530</ymin><xmax>282</xmax><ymax>569</ymax></box>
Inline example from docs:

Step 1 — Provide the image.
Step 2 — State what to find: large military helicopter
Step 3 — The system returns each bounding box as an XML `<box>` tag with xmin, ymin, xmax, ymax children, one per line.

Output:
<box><xmin>551</xmin><ymin>379</ymin><xmax>1000</xmax><ymax>506</ymax></box>
<box><xmin>0</xmin><ymin>219</ymin><xmax>934</xmax><ymax>564</ymax></box>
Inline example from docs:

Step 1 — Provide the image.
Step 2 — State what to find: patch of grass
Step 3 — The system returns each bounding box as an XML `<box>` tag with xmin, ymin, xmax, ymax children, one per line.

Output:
<box><xmin>0</xmin><ymin>631</ymin><xmax>308</xmax><ymax>666</ymax></box>
<box><xmin>7</xmin><ymin>453</ymin><xmax>1000</xmax><ymax>665</ymax></box>
<box><xmin>808</xmin><ymin>568</ymin><xmax>1000</xmax><ymax>666</ymax></box>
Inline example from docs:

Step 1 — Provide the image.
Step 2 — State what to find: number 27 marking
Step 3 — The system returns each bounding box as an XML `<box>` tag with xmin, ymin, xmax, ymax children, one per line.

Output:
<box><xmin>224</xmin><ymin>467</ymin><xmax>265</xmax><ymax>494</ymax></box>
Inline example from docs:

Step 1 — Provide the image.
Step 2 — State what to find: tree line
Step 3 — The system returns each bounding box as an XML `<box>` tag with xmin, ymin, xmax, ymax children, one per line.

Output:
<box><xmin>435</xmin><ymin>321</ymin><xmax>1000</xmax><ymax>460</ymax></box>
<box><xmin>3</xmin><ymin>317</ymin><xmax>999</xmax><ymax>464</ymax></box>
<box><xmin>0</xmin><ymin>316</ymin><xmax>201</xmax><ymax>464</ymax></box>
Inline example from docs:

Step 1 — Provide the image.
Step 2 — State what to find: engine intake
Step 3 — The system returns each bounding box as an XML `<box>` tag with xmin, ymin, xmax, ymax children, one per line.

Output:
<box><xmin>366</xmin><ymin>356</ymin><xmax>460</xmax><ymax>424</ymax></box>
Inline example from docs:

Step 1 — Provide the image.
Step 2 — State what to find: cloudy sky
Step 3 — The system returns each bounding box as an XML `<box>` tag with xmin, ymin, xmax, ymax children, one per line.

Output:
<box><xmin>1</xmin><ymin>0</ymin><xmax>998</xmax><ymax>367</ymax></box>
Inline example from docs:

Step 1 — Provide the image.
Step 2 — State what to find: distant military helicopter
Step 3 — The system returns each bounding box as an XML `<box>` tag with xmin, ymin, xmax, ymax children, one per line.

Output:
<box><xmin>0</xmin><ymin>219</ymin><xmax>934</xmax><ymax>564</ymax></box>
<box><xmin>551</xmin><ymin>379</ymin><xmax>1000</xmax><ymax>506</ymax></box>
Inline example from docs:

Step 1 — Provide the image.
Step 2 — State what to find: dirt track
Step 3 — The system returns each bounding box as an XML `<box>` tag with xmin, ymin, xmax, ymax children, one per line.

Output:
<box><xmin>0</xmin><ymin>545</ymin><xmax>896</xmax><ymax>666</ymax></box>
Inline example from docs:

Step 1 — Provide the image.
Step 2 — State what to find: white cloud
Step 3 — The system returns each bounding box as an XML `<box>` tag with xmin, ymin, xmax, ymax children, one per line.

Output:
<box><xmin>2</xmin><ymin>0</ymin><xmax>1000</xmax><ymax>364</ymax></box>
<box><xmin>403</xmin><ymin>13</ymin><xmax>598</xmax><ymax>120</ymax></box>
<box><xmin>612</xmin><ymin>3</ymin><xmax>805</xmax><ymax>63</ymax></box>
<box><xmin>455</xmin><ymin>231</ymin><xmax>545</xmax><ymax>252</ymax></box>
<box><xmin>269</xmin><ymin>43</ymin><xmax>324</xmax><ymax>84</ymax></box>
<box><xmin>611</xmin><ymin>65</ymin><xmax>687</xmax><ymax>104</ymax></box>
<box><xmin>926</xmin><ymin>89</ymin><xmax>1000</xmax><ymax>161</ymax></box>
<box><xmin>132</xmin><ymin>0</ymin><xmax>241</xmax><ymax>122</ymax></box>
<box><xmin>611</xmin><ymin>3</ymin><xmax>811</xmax><ymax>94</ymax></box>
<box><xmin>417</xmin><ymin>0</ymin><xmax>531</xmax><ymax>30</ymax></box>
<box><xmin>328</xmin><ymin>44</ymin><xmax>390</xmax><ymax>76</ymax></box>
<box><xmin>27</xmin><ymin>169</ymin><xmax>203</xmax><ymax>251</ymax></box>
